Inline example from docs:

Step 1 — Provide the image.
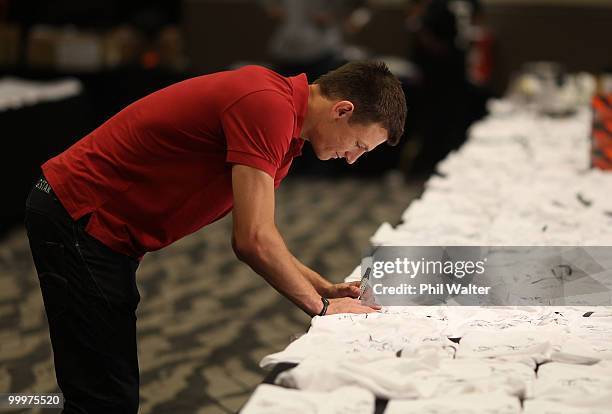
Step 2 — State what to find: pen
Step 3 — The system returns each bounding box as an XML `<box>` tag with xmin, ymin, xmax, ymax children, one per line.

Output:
<box><xmin>358</xmin><ymin>267</ymin><xmax>371</xmax><ymax>300</ymax></box>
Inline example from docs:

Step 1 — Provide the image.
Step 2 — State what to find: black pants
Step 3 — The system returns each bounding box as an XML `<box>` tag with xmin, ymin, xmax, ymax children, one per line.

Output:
<box><xmin>25</xmin><ymin>177</ymin><xmax>141</xmax><ymax>413</ymax></box>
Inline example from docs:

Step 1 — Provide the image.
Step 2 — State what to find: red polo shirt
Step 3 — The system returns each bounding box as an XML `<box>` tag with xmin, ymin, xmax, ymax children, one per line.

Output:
<box><xmin>42</xmin><ymin>66</ymin><xmax>308</xmax><ymax>258</ymax></box>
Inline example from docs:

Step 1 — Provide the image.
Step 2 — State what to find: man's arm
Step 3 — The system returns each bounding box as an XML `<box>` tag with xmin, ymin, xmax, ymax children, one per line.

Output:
<box><xmin>231</xmin><ymin>164</ymin><xmax>379</xmax><ymax>316</ymax></box>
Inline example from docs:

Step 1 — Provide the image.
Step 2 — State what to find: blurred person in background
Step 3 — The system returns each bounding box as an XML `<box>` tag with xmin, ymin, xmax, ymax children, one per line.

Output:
<box><xmin>403</xmin><ymin>0</ymin><xmax>489</xmax><ymax>175</ymax></box>
<box><xmin>24</xmin><ymin>61</ymin><xmax>406</xmax><ymax>413</ymax></box>
<box><xmin>263</xmin><ymin>0</ymin><xmax>363</xmax><ymax>80</ymax></box>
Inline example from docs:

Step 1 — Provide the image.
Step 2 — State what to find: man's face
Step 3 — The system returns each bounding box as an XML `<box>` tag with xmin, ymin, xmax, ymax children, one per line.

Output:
<box><xmin>307</xmin><ymin>101</ymin><xmax>388</xmax><ymax>164</ymax></box>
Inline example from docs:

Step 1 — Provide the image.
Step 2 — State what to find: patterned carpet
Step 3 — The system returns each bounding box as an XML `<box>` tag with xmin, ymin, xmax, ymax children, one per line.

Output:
<box><xmin>0</xmin><ymin>173</ymin><xmax>422</xmax><ymax>414</ymax></box>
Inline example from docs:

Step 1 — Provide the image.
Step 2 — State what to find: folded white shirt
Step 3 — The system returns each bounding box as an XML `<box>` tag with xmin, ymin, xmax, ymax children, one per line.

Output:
<box><xmin>262</xmin><ymin>312</ymin><xmax>450</xmax><ymax>368</ymax></box>
<box><xmin>523</xmin><ymin>398</ymin><xmax>612</xmax><ymax>414</ymax></box>
<box><xmin>563</xmin><ymin>313</ymin><xmax>612</xmax><ymax>360</ymax></box>
<box><xmin>553</xmin><ymin>336</ymin><xmax>612</xmax><ymax>365</ymax></box>
<box><xmin>275</xmin><ymin>353</ymin><xmax>436</xmax><ymax>399</ymax></box>
<box><xmin>534</xmin><ymin>361</ymin><xmax>612</xmax><ymax>402</ymax></box>
<box><xmin>259</xmin><ymin>331</ymin><xmax>397</xmax><ymax>369</ymax></box>
<box><xmin>276</xmin><ymin>355</ymin><xmax>534</xmax><ymax>400</ymax></box>
<box><xmin>384</xmin><ymin>393</ymin><xmax>521</xmax><ymax>414</ymax></box>
<box><xmin>445</xmin><ymin>307</ymin><xmax>566</xmax><ymax>338</ymax></box>
<box><xmin>240</xmin><ymin>384</ymin><xmax>375</xmax><ymax>414</ymax></box>
<box><xmin>456</xmin><ymin>326</ymin><xmax>567</xmax><ymax>365</ymax></box>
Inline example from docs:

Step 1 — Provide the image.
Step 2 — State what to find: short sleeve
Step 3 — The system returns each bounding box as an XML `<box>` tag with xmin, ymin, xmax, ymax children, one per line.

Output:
<box><xmin>222</xmin><ymin>90</ymin><xmax>296</xmax><ymax>178</ymax></box>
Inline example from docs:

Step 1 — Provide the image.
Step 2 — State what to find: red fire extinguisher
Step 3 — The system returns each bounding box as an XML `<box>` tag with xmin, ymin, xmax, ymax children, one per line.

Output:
<box><xmin>468</xmin><ymin>26</ymin><xmax>493</xmax><ymax>86</ymax></box>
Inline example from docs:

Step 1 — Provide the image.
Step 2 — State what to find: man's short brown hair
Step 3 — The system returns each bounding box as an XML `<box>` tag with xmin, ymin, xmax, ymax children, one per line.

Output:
<box><xmin>314</xmin><ymin>61</ymin><xmax>407</xmax><ymax>146</ymax></box>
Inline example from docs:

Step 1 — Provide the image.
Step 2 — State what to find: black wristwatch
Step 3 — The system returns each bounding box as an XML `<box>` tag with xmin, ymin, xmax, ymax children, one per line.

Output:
<box><xmin>318</xmin><ymin>297</ymin><xmax>329</xmax><ymax>316</ymax></box>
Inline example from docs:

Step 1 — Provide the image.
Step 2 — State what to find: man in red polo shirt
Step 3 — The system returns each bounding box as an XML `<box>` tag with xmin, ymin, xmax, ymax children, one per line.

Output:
<box><xmin>25</xmin><ymin>61</ymin><xmax>406</xmax><ymax>413</ymax></box>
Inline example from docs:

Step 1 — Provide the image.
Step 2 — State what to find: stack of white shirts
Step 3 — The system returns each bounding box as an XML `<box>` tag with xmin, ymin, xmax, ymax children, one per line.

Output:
<box><xmin>363</xmin><ymin>106</ymin><xmax>612</xmax><ymax>248</ymax></box>
<box><xmin>256</xmin><ymin>307</ymin><xmax>612</xmax><ymax>412</ymax></box>
<box><xmin>0</xmin><ymin>77</ymin><xmax>82</xmax><ymax>111</ymax></box>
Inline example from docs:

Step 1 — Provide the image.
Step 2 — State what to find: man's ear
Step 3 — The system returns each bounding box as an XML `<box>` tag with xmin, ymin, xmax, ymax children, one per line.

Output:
<box><xmin>332</xmin><ymin>100</ymin><xmax>354</xmax><ymax>119</ymax></box>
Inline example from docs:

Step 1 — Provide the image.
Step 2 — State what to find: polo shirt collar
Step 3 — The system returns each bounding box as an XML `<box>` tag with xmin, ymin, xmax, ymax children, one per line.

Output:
<box><xmin>289</xmin><ymin>73</ymin><xmax>309</xmax><ymax>139</ymax></box>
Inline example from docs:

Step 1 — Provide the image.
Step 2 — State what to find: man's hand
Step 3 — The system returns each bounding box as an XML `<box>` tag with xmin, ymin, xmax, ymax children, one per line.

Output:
<box><xmin>320</xmin><ymin>281</ymin><xmax>361</xmax><ymax>299</ymax></box>
<box><xmin>326</xmin><ymin>297</ymin><xmax>381</xmax><ymax>315</ymax></box>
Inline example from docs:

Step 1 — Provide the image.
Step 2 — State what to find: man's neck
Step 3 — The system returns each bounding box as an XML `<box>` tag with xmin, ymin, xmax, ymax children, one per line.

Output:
<box><xmin>301</xmin><ymin>84</ymin><xmax>322</xmax><ymax>141</ymax></box>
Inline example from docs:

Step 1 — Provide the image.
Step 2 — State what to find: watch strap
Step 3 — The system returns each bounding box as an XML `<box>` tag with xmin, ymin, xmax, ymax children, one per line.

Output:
<box><xmin>318</xmin><ymin>297</ymin><xmax>329</xmax><ymax>316</ymax></box>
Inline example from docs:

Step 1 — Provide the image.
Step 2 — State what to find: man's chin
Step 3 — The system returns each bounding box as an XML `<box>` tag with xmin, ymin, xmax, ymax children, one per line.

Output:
<box><xmin>312</xmin><ymin>146</ymin><xmax>333</xmax><ymax>160</ymax></box>
<box><xmin>314</xmin><ymin>151</ymin><xmax>330</xmax><ymax>161</ymax></box>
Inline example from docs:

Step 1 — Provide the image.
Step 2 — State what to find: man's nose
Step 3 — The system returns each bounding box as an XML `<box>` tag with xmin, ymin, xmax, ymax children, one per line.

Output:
<box><xmin>345</xmin><ymin>148</ymin><xmax>365</xmax><ymax>164</ymax></box>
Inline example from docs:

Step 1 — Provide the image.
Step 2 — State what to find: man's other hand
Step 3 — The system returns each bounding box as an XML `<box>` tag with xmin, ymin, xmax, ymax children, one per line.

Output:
<box><xmin>326</xmin><ymin>297</ymin><xmax>381</xmax><ymax>315</ymax></box>
<box><xmin>321</xmin><ymin>281</ymin><xmax>361</xmax><ymax>298</ymax></box>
